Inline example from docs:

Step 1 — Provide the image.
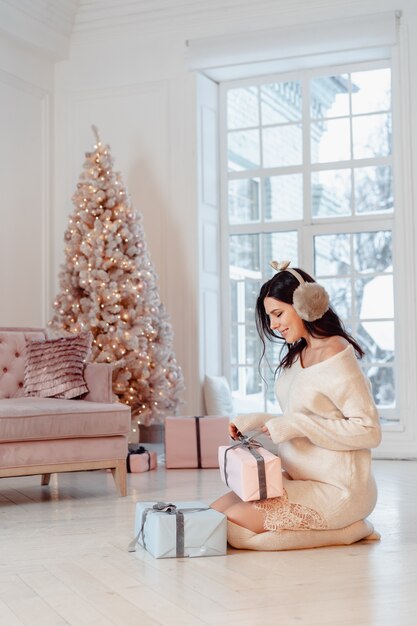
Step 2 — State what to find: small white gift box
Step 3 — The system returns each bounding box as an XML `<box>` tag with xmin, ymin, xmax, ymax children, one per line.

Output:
<box><xmin>129</xmin><ymin>500</ymin><xmax>227</xmax><ymax>559</ymax></box>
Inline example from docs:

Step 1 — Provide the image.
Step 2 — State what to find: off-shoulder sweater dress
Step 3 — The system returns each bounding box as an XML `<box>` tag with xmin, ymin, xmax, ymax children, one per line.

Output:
<box><xmin>233</xmin><ymin>345</ymin><xmax>382</xmax><ymax>531</ymax></box>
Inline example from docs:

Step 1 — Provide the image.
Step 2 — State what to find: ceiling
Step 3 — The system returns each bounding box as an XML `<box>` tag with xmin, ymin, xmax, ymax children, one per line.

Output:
<box><xmin>0</xmin><ymin>0</ymin><xmax>397</xmax><ymax>60</ymax></box>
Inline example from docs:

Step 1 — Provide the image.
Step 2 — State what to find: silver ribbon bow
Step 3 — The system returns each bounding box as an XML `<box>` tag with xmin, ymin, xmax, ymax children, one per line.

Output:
<box><xmin>128</xmin><ymin>501</ymin><xmax>209</xmax><ymax>556</ymax></box>
<box><xmin>223</xmin><ymin>435</ymin><xmax>268</xmax><ymax>500</ymax></box>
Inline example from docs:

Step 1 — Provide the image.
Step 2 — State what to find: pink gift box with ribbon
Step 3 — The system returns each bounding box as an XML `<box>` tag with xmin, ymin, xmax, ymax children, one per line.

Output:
<box><xmin>218</xmin><ymin>438</ymin><xmax>284</xmax><ymax>501</ymax></box>
<box><xmin>127</xmin><ymin>447</ymin><xmax>157</xmax><ymax>473</ymax></box>
<box><xmin>165</xmin><ymin>416</ymin><xmax>230</xmax><ymax>468</ymax></box>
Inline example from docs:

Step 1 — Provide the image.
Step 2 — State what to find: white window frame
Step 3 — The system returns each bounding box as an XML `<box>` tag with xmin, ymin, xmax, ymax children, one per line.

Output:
<box><xmin>218</xmin><ymin>51</ymin><xmax>416</xmax><ymax>458</ymax></box>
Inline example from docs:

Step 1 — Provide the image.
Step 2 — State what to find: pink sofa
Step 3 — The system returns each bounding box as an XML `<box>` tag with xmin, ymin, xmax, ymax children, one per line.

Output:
<box><xmin>0</xmin><ymin>328</ymin><xmax>131</xmax><ymax>495</ymax></box>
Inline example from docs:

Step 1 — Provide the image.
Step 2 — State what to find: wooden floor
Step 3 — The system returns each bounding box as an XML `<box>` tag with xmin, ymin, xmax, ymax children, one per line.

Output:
<box><xmin>0</xmin><ymin>454</ymin><xmax>416</xmax><ymax>626</ymax></box>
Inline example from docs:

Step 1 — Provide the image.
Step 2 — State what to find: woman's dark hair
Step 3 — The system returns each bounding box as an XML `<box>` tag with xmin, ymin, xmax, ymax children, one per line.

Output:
<box><xmin>255</xmin><ymin>268</ymin><xmax>364</xmax><ymax>372</ymax></box>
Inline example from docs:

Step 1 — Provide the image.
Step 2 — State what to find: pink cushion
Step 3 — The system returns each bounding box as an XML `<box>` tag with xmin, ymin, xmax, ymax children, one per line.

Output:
<box><xmin>24</xmin><ymin>332</ymin><xmax>92</xmax><ymax>399</ymax></box>
<box><xmin>83</xmin><ymin>363</ymin><xmax>114</xmax><ymax>403</ymax></box>
<box><xmin>0</xmin><ymin>396</ymin><xmax>131</xmax><ymax>442</ymax></box>
<box><xmin>0</xmin><ymin>436</ymin><xmax>128</xmax><ymax>469</ymax></box>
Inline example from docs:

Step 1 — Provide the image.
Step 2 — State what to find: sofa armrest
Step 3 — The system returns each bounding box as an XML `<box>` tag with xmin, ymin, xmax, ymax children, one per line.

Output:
<box><xmin>83</xmin><ymin>363</ymin><xmax>115</xmax><ymax>403</ymax></box>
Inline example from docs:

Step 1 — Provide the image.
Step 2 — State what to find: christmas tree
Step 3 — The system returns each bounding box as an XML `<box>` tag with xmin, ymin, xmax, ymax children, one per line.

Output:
<box><xmin>50</xmin><ymin>126</ymin><xmax>184</xmax><ymax>426</ymax></box>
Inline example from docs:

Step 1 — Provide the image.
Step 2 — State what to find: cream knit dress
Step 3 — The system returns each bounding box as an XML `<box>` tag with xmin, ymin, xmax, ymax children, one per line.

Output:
<box><xmin>233</xmin><ymin>345</ymin><xmax>382</xmax><ymax>532</ymax></box>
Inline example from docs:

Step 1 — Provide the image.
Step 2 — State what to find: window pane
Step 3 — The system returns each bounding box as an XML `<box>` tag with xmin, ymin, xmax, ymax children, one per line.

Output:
<box><xmin>351</xmin><ymin>68</ymin><xmax>391</xmax><ymax>114</ymax></box>
<box><xmin>230</xmin><ymin>281</ymin><xmax>238</xmax><ymax>324</ymax></box>
<box><xmin>231</xmin><ymin>322</ymin><xmax>238</xmax><ymax>365</ymax></box>
<box><xmin>264</xmin><ymin>174</ymin><xmax>303</xmax><ymax>221</ymax></box>
<box><xmin>229</xmin><ymin>234</ymin><xmax>260</xmax><ymax>271</ymax></box>
<box><xmin>227</xmin><ymin>86</ymin><xmax>259</xmax><ymax>129</ymax></box>
<box><xmin>314</xmin><ymin>233</ymin><xmax>351</xmax><ymax>276</ymax></box>
<box><xmin>310</xmin><ymin>74</ymin><xmax>350</xmax><ymax>118</ymax></box>
<box><xmin>356</xmin><ymin>275</ymin><xmax>394</xmax><ymax>319</ymax></box>
<box><xmin>231</xmin><ymin>366</ymin><xmax>263</xmax><ymax>413</ymax></box>
<box><xmin>228</xmin><ymin>129</ymin><xmax>260</xmax><ymax>171</ymax></box>
<box><xmin>320</xmin><ymin>277</ymin><xmax>352</xmax><ymax>319</ymax></box>
<box><xmin>264</xmin><ymin>369</ymin><xmax>281</xmax><ymax>413</ymax></box>
<box><xmin>312</xmin><ymin>169</ymin><xmax>351</xmax><ymax>218</ymax></box>
<box><xmin>354</xmin><ymin>166</ymin><xmax>393</xmax><ymax>214</ymax></box>
<box><xmin>225</xmin><ymin>66</ymin><xmax>395</xmax><ymax>420</ymax></box>
<box><xmin>353</xmin><ymin>231</ymin><xmax>392</xmax><ymax>273</ymax></box>
<box><xmin>265</xmin><ymin>232</ymin><xmax>298</xmax><ymax>270</ymax></box>
<box><xmin>245</xmin><ymin>278</ymin><xmax>261</xmax><ymax>306</ymax></box>
<box><xmin>311</xmin><ymin>118</ymin><xmax>351</xmax><ymax>163</ymax></box>
<box><xmin>262</xmin><ymin>124</ymin><xmax>302</xmax><ymax>167</ymax></box>
<box><xmin>261</xmin><ymin>81</ymin><xmax>302</xmax><ymax>124</ymax></box>
<box><xmin>231</xmin><ymin>325</ymin><xmax>259</xmax><ymax>367</ymax></box>
<box><xmin>245</xmin><ymin>280</ymin><xmax>260</xmax><ymax>320</ymax></box>
<box><xmin>245</xmin><ymin>326</ymin><xmax>258</xmax><ymax>365</ymax></box>
<box><xmin>352</xmin><ymin>113</ymin><xmax>391</xmax><ymax>159</ymax></box>
<box><xmin>357</xmin><ymin>321</ymin><xmax>395</xmax><ymax>356</ymax></box>
<box><xmin>265</xmin><ymin>340</ymin><xmax>284</xmax><ymax>369</ymax></box>
<box><xmin>367</xmin><ymin>365</ymin><xmax>395</xmax><ymax>407</ymax></box>
<box><xmin>228</xmin><ymin>178</ymin><xmax>260</xmax><ymax>224</ymax></box>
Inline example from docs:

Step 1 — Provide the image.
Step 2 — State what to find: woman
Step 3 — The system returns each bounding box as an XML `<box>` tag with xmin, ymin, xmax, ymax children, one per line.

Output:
<box><xmin>211</xmin><ymin>261</ymin><xmax>381</xmax><ymax>544</ymax></box>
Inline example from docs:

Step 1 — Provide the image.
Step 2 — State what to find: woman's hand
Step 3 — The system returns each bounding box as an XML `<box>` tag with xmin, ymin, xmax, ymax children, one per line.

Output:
<box><xmin>229</xmin><ymin>422</ymin><xmax>242</xmax><ymax>440</ymax></box>
<box><xmin>261</xmin><ymin>425</ymin><xmax>271</xmax><ymax>438</ymax></box>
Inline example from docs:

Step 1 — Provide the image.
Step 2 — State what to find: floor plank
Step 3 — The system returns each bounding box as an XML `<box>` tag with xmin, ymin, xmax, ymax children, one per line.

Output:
<box><xmin>0</xmin><ymin>453</ymin><xmax>416</xmax><ymax>626</ymax></box>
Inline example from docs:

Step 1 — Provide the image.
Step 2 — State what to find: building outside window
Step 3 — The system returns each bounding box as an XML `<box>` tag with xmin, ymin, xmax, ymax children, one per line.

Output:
<box><xmin>222</xmin><ymin>62</ymin><xmax>395</xmax><ymax>424</ymax></box>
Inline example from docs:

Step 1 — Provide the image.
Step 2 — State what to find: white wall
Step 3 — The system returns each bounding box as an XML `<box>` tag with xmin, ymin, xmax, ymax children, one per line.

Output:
<box><xmin>0</xmin><ymin>33</ymin><xmax>54</xmax><ymax>328</ymax></box>
<box><xmin>2</xmin><ymin>0</ymin><xmax>417</xmax><ymax>417</ymax></box>
<box><xmin>54</xmin><ymin>32</ymin><xmax>202</xmax><ymax>411</ymax></box>
<box><xmin>54</xmin><ymin>0</ymin><xmax>417</xmax><ymax>415</ymax></box>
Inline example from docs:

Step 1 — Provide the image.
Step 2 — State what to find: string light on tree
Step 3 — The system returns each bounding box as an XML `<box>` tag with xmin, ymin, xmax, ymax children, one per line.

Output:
<box><xmin>49</xmin><ymin>125</ymin><xmax>184</xmax><ymax>426</ymax></box>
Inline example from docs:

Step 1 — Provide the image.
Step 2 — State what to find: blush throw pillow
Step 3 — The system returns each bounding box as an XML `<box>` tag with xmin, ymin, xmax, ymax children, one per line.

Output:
<box><xmin>204</xmin><ymin>375</ymin><xmax>235</xmax><ymax>418</ymax></box>
<box><xmin>24</xmin><ymin>332</ymin><xmax>92</xmax><ymax>399</ymax></box>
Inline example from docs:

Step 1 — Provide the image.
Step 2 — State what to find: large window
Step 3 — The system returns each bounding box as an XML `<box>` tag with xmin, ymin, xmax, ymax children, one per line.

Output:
<box><xmin>222</xmin><ymin>62</ymin><xmax>396</xmax><ymax>423</ymax></box>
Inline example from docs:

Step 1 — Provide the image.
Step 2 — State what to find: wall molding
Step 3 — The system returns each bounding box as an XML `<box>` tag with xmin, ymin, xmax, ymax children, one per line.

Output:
<box><xmin>53</xmin><ymin>78</ymin><xmax>170</xmax><ymax>299</ymax></box>
<box><xmin>72</xmin><ymin>0</ymin><xmax>394</xmax><ymax>35</ymax></box>
<box><xmin>0</xmin><ymin>0</ymin><xmax>75</xmax><ymax>59</ymax></box>
<box><xmin>0</xmin><ymin>67</ymin><xmax>51</xmax><ymax>327</ymax></box>
<box><xmin>0</xmin><ymin>66</ymin><xmax>50</xmax><ymax>98</ymax></box>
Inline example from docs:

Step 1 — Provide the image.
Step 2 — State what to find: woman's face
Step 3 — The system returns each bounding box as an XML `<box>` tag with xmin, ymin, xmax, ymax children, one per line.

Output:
<box><xmin>264</xmin><ymin>296</ymin><xmax>306</xmax><ymax>344</ymax></box>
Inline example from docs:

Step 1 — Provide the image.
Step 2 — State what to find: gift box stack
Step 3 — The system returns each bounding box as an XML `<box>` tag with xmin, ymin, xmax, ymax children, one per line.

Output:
<box><xmin>165</xmin><ymin>415</ymin><xmax>230</xmax><ymax>468</ymax></box>
<box><xmin>129</xmin><ymin>500</ymin><xmax>227</xmax><ymax>558</ymax></box>
<box><xmin>218</xmin><ymin>436</ymin><xmax>284</xmax><ymax>501</ymax></box>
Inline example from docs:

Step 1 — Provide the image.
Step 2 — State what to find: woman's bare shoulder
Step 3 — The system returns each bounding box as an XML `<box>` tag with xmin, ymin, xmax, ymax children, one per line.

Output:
<box><xmin>302</xmin><ymin>336</ymin><xmax>351</xmax><ymax>368</ymax></box>
<box><xmin>322</xmin><ymin>336</ymin><xmax>350</xmax><ymax>359</ymax></box>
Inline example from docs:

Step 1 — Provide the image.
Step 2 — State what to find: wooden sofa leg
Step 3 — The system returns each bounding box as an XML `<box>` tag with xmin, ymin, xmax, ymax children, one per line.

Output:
<box><xmin>111</xmin><ymin>460</ymin><xmax>127</xmax><ymax>496</ymax></box>
<box><xmin>41</xmin><ymin>473</ymin><xmax>51</xmax><ymax>486</ymax></box>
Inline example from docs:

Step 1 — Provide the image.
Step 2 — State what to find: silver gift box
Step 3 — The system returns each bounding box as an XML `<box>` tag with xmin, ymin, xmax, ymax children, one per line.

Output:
<box><xmin>132</xmin><ymin>500</ymin><xmax>227</xmax><ymax>559</ymax></box>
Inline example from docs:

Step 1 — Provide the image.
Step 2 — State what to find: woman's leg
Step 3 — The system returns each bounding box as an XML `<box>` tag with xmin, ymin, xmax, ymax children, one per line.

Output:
<box><xmin>211</xmin><ymin>491</ymin><xmax>241</xmax><ymax>513</ymax></box>
<box><xmin>211</xmin><ymin>491</ymin><xmax>266</xmax><ymax>534</ymax></box>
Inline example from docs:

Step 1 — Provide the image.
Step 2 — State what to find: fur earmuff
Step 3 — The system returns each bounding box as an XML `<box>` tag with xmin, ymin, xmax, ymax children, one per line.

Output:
<box><xmin>293</xmin><ymin>282</ymin><xmax>330</xmax><ymax>322</ymax></box>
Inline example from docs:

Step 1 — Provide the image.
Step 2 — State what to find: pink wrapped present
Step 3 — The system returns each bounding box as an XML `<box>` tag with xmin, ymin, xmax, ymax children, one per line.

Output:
<box><xmin>127</xmin><ymin>446</ymin><xmax>157</xmax><ymax>473</ymax></box>
<box><xmin>165</xmin><ymin>415</ymin><xmax>230</xmax><ymax>468</ymax></box>
<box><xmin>218</xmin><ymin>437</ymin><xmax>284</xmax><ymax>501</ymax></box>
